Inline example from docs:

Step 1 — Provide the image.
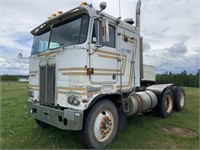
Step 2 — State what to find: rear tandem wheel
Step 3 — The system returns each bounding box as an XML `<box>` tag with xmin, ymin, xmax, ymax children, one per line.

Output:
<box><xmin>156</xmin><ymin>89</ymin><xmax>174</xmax><ymax>118</ymax></box>
<box><xmin>173</xmin><ymin>86</ymin><xmax>186</xmax><ymax>111</ymax></box>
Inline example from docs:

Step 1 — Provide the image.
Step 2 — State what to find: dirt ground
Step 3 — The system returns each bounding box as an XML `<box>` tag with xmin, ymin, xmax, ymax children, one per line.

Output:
<box><xmin>162</xmin><ymin>126</ymin><xmax>197</xmax><ymax>138</ymax></box>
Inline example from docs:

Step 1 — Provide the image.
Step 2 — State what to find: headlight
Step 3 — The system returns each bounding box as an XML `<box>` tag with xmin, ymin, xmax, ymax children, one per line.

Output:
<box><xmin>73</xmin><ymin>97</ymin><xmax>80</xmax><ymax>106</ymax></box>
<box><xmin>67</xmin><ymin>94</ymin><xmax>81</xmax><ymax>106</ymax></box>
<box><xmin>68</xmin><ymin>95</ymin><xmax>74</xmax><ymax>104</ymax></box>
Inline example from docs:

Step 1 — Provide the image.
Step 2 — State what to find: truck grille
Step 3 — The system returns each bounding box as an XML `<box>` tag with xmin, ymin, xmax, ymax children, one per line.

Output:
<box><xmin>40</xmin><ymin>65</ymin><xmax>55</xmax><ymax>105</ymax></box>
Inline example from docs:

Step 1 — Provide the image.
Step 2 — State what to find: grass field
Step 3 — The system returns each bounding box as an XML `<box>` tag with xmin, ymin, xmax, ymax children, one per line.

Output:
<box><xmin>0</xmin><ymin>82</ymin><xmax>199</xmax><ymax>149</ymax></box>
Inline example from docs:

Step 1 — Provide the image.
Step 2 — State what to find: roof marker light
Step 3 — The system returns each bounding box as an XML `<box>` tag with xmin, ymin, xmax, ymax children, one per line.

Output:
<box><xmin>52</xmin><ymin>14</ymin><xmax>56</xmax><ymax>17</ymax></box>
<box><xmin>57</xmin><ymin>11</ymin><xmax>63</xmax><ymax>14</ymax></box>
<box><xmin>82</xmin><ymin>2</ymin><xmax>87</xmax><ymax>5</ymax></box>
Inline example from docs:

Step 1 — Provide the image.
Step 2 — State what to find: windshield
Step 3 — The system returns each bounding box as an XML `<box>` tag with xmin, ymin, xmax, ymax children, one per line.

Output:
<box><xmin>31</xmin><ymin>30</ymin><xmax>50</xmax><ymax>54</ymax></box>
<box><xmin>31</xmin><ymin>14</ymin><xmax>89</xmax><ymax>55</ymax></box>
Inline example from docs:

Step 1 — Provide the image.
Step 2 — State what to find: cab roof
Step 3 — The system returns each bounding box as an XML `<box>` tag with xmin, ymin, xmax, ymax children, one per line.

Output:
<box><xmin>31</xmin><ymin>4</ymin><xmax>138</xmax><ymax>35</ymax></box>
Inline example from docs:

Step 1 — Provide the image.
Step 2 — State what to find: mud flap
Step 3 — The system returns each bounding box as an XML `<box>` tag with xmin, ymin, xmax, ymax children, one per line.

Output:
<box><xmin>117</xmin><ymin>105</ymin><xmax>127</xmax><ymax>131</ymax></box>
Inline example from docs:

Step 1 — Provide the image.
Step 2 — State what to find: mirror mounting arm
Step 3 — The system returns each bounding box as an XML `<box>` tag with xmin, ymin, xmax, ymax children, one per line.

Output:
<box><xmin>89</xmin><ymin>43</ymin><xmax>105</xmax><ymax>55</ymax></box>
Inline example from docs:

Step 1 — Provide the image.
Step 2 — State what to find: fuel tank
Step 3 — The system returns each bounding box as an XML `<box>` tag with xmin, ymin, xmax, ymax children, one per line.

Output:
<box><xmin>127</xmin><ymin>91</ymin><xmax>158</xmax><ymax>116</ymax></box>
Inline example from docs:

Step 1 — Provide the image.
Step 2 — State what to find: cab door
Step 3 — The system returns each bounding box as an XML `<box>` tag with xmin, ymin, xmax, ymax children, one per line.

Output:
<box><xmin>89</xmin><ymin>18</ymin><xmax>119</xmax><ymax>84</ymax></box>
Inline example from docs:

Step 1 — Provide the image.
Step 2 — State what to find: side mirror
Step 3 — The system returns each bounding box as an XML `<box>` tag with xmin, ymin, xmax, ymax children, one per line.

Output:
<box><xmin>97</xmin><ymin>2</ymin><xmax>107</xmax><ymax>14</ymax></box>
<box><xmin>17</xmin><ymin>52</ymin><xmax>23</xmax><ymax>58</ymax></box>
<box><xmin>100</xmin><ymin>2</ymin><xmax>107</xmax><ymax>11</ymax></box>
<box><xmin>17</xmin><ymin>50</ymin><xmax>29</xmax><ymax>59</ymax></box>
<box><xmin>102</xmin><ymin>19</ymin><xmax>109</xmax><ymax>43</ymax></box>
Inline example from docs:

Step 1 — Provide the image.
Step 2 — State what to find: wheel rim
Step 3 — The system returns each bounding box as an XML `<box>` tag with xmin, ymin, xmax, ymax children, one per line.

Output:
<box><xmin>94</xmin><ymin>110</ymin><xmax>114</xmax><ymax>142</ymax></box>
<box><xmin>165</xmin><ymin>95</ymin><xmax>172</xmax><ymax>113</ymax></box>
<box><xmin>180</xmin><ymin>91</ymin><xmax>185</xmax><ymax>107</ymax></box>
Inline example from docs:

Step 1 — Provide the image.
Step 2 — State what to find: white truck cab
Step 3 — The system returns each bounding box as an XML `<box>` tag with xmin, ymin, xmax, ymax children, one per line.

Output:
<box><xmin>28</xmin><ymin>1</ymin><xmax>186</xmax><ymax>148</ymax></box>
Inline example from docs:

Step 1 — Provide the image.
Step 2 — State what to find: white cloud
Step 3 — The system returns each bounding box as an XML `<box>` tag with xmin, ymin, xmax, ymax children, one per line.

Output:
<box><xmin>143</xmin><ymin>41</ymin><xmax>200</xmax><ymax>74</ymax></box>
<box><xmin>0</xmin><ymin>56</ymin><xmax>29</xmax><ymax>75</ymax></box>
<box><xmin>0</xmin><ymin>0</ymin><xmax>199</xmax><ymax>75</ymax></box>
<box><xmin>141</xmin><ymin>0</ymin><xmax>199</xmax><ymax>50</ymax></box>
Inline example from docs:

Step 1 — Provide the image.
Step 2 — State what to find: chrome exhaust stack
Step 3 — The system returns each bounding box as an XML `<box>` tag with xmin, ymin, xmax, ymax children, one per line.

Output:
<box><xmin>136</xmin><ymin>0</ymin><xmax>141</xmax><ymax>32</ymax></box>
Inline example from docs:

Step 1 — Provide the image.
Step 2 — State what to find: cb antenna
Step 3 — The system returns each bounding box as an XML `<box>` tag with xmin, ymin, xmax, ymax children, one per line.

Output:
<box><xmin>119</xmin><ymin>0</ymin><xmax>121</xmax><ymax>17</ymax></box>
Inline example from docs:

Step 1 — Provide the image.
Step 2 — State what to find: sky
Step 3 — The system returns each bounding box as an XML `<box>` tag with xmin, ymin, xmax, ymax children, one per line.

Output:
<box><xmin>0</xmin><ymin>0</ymin><xmax>199</xmax><ymax>75</ymax></box>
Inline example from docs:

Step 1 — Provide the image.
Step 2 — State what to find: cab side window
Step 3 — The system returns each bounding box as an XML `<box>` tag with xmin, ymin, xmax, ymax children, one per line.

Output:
<box><xmin>92</xmin><ymin>20</ymin><xmax>115</xmax><ymax>48</ymax></box>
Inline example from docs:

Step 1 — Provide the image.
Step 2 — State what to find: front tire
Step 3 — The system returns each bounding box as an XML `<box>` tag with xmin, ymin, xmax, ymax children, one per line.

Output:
<box><xmin>81</xmin><ymin>99</ymin><xmax>119</xmax><ymax>149</ymax></box>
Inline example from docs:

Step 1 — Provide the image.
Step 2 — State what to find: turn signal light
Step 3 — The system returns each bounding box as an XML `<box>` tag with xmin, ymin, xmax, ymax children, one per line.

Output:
<box><xmin>87</xmin><ymin>68</ymin><xmax>94</xmax><ymax>75</ymax></box>
<box><xmin>82</xmin><ymin>99</ymin><xmax>88</xmax><ymax>103</ymax></box>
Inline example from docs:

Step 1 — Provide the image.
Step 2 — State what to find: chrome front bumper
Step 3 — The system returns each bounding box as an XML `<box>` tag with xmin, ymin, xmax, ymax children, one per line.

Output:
<box><xmin>28</xmin><ymin>101</ymin><xmax>83</xmax><ymax>130</ymax></box>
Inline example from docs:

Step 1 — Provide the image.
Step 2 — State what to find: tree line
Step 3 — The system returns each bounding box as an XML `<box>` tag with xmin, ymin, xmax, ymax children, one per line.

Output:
<box><xmin>0</xmin><ymin>75</ymin><xmax>28</xmax><ymax>81</ymax></box>
<box><xmin>0</xmin><ymin>71</ymin><xmax>199</xmax><ymax>88</ymax></box>
<box><xmin>156</xmin><ymin>70</ymin><xmax>200</xmax><ymax>88</ymax></box>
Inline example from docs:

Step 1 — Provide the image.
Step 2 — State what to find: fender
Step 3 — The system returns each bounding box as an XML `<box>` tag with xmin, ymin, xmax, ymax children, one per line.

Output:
<box><xmin>87</xmin><ymin>93</ymin><xmax>122</xmax><ymax>110</ymax></box>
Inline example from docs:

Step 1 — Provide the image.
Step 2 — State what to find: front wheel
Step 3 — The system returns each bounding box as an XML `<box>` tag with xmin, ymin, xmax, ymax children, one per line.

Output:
<box><xmin>80</xmin><ymin>99</ymin><xmax>119</xmax><ymax>149</ymax></box>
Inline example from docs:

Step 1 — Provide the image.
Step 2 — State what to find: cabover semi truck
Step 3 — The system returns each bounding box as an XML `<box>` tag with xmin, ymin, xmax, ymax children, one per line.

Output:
<box><xmin>28</xmin><ymin>0</ymin><xmax>186</xmax><ymax>148</ymax></box>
